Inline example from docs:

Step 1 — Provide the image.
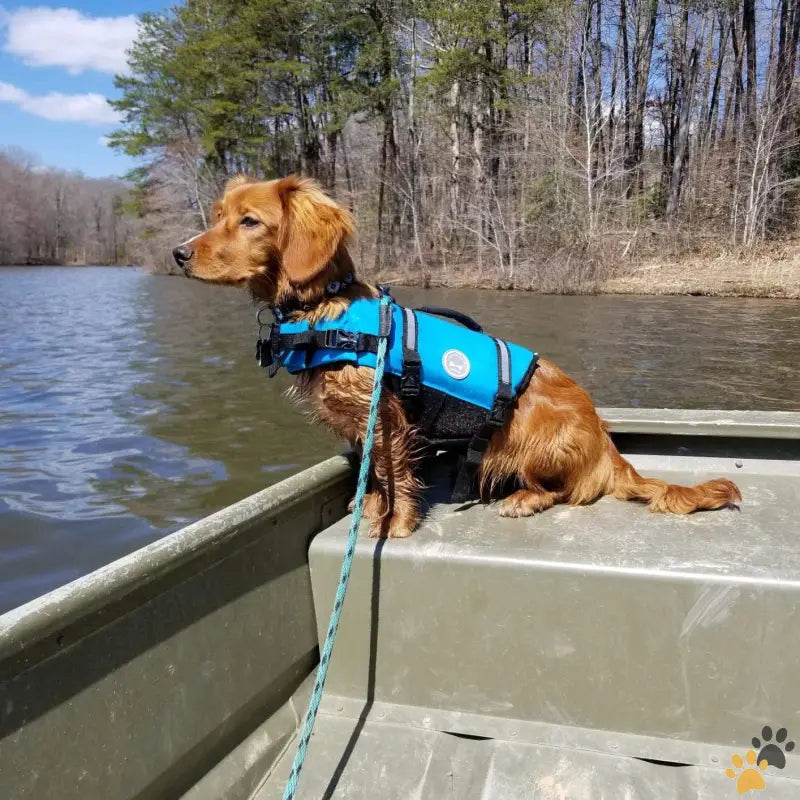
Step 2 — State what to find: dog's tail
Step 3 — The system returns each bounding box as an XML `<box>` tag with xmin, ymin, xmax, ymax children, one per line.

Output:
<box><xmin>609</xmin><ymin>447</ymin><xmax>741</xmax><ymax>513</ymax></box>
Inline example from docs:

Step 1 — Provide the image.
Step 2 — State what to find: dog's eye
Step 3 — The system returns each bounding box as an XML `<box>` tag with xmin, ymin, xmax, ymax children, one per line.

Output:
<box><xmin>240</xmin><ymin>216</ymin><xmax>260</xmax><ymax>228</ymax></box>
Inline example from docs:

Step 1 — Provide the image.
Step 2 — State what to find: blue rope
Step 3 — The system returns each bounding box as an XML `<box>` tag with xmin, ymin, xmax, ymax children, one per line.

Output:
<box><xmin>282</xmin><ymin>294</ymin><xmax>391</xmax><ymax>800</ymax></box>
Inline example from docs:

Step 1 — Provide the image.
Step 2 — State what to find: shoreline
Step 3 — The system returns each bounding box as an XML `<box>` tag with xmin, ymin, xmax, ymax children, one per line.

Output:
<box><xmin>597</xmin><ymin>254</ymin><xmax>800</xmax><ymax>300</ymax></box>
<box><xmin>383</xmin><ymin>252</ymin><xmax>800</xmax><ymax>300</ymax></box>
<box><xmin>386</xmin><ymin>275</ymin><xmax>800</xmax><ymax>300</ymax></box>
<box><xmin>5</xmin><ymin>257</ymin><xmax>799</xmax><ymax>300</ymax></box>
<box><xmin>0</xmin><ymin>263</ymin><xmax>138</xmax><ymax>268</ymax></box>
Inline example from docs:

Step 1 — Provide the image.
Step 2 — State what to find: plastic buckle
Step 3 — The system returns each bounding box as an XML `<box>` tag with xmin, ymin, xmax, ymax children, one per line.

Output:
<box><xmin>400</xmin><ymin>362</ymin><xmax>421</xmax><ymax>397</ymax></box>
<box><xmin>489</xmin><ymin>397</ymin><xmax>512</xmax><ymax>427</ymax></box>
<box><xmin>325</xmin><ymin>329</ymin><xmax>360</xmax><ymax>350</ymax></box>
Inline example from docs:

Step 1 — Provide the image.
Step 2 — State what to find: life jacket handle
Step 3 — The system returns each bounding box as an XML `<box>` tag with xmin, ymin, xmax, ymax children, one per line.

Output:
<box><xmin>415</xmin><ymin>306</ymin><xmax>483</xmax><ymax>333</ymax></box>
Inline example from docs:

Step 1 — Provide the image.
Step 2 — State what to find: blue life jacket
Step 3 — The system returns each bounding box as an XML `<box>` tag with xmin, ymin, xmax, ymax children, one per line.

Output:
<box><xmin>256</xmin><ymin>294</ymin><xmax>538</xmax><ymax>501</ymax></box>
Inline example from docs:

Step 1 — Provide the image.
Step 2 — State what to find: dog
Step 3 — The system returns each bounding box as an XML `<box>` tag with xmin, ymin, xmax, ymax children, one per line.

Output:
<box><xmin>173</xmin><ymin>174</ymin><xmax>741</xmax><ymax>538</ymax></box>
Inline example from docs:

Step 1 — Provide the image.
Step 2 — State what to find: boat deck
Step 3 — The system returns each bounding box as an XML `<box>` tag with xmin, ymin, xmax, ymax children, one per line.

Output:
<box><xmin>4</xmin><ymin>410</ymin><xmax>800</xmax><ymax>800</ymax></box>
<box><xmin>256</xmin><ymin>436</ymin><xmax>800</xmax><ymax>798</ymax></box>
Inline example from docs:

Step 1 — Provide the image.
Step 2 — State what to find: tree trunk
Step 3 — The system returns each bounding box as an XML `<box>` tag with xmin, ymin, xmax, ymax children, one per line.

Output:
<box><xmin>666</xmin><ymin>7</ymin><xmax>704</xmax><ymax>219</ymax></box>
<box><xmin>620</xmin><ymin>0</ymin><xmax>631</xmax><ymax>186</ymax></box>
<box><xmin>721</xmin><ymin>14</ymin><xmax>745</xmax><ymax>141</ymax></box>
<box><xmin>706</xmin><ymin>13</ymin><xmax>729</xmax><ymax>149</ymax></box>
<box><xmin>449</xmin><ymin>81</ymin><xmax>461</xmax><ymax>222</ymax></box>
<box><xmin>628</xmin><ymin>0</ymin><xmax>659</xmax><ymax>194</ymax></box>
<box><xmin>743</xmin><ymin>0</ymin><xmax>757</xmax><ymax>129</ymax></box>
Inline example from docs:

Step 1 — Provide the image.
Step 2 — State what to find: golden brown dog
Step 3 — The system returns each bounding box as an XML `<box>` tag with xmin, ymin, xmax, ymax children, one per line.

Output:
<box><xmin>173</xmin><ymin>174</ymin><xmax>741</xmax><ymax>538</ymax></box>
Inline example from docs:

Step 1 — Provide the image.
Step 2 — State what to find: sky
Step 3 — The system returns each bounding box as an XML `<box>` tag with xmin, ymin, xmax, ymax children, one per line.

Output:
<box><xmin>0</xmin><ymin>1</ymin><xmax>164</xmax><ymax>178</ymax></box>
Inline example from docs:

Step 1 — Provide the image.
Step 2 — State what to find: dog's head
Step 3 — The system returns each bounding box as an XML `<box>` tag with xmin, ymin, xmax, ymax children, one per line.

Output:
<box><xmin>173</xmin><ymin>175</ymin><xmax>355</xmax><ymax>302</ymax></box>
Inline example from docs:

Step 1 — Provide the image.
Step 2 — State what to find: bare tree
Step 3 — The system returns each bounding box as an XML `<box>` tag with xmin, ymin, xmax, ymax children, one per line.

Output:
<box><xmin>0</xmin><ymin>149</ymin><xmax>135</xmax><ymax>266</ymax></box>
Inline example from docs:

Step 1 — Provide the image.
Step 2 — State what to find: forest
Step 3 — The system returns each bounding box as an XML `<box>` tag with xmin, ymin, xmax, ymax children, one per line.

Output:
<box><xmin>7</xmin><ymin>0</ymin><xmax>800</xmax><ymax>291</ymax></box>
<box><xmin>108</xmin><ymin>0</ymin><xmax>800</xmax><ymax>289</ymax></box>
<box><xmin>0</xmin><ymin>150</ymin><xmax>135</xmax><ymax>266</ymax></box>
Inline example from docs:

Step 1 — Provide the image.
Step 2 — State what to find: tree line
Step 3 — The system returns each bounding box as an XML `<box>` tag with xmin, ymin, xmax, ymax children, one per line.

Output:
<box><xmin>112</xmin><ymin>0</ymin><xmax>800</xmax><ymax>287</ymax></box>
<box><xmin>0</xmin><ymin>149</ymin><xmax>135</xmax><ymax>266</ymax></box>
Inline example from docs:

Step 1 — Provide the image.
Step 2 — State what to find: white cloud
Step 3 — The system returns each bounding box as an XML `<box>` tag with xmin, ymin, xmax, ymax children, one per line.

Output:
<box><xmin>1</xmin><ymin>6</ymin><xmax>138</xmax><ymax>75</ymax></box>
<box><xmin>0</xmin><ymin>80</ymin><xmax>119</xmax><ymax>124</ymax></box>
<box><xmin>0</xmin><ymin>81</ymin><xmax>25</xmax><ymax>103</ymax></box>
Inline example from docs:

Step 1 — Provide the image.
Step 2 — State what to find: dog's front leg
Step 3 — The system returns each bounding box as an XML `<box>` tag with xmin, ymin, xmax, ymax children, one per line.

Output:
<box><xmin>313</xmin><ymin>368</ymin><xmax>421</xmax><ymax>537</ymax></box>
<box><xmin>365</xmin><ymin>397</ymin><xmax>421</xmax><ymax>539</ymax></box>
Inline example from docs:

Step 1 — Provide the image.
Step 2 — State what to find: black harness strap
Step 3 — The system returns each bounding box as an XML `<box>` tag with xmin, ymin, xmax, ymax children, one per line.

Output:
<box><xmin>399</xmin><ymin>307</ymin><xmax>422</xmax><ymax>417</ymax></box>
<box><xmin>257</xmin><ymin>326</ymin><xmax>383</xmax><ymax>377</ymax></box>
<box><xmin>451</xmin><ymin>338</ymin><xmax>514</xmax><ymax>503</ymax></box>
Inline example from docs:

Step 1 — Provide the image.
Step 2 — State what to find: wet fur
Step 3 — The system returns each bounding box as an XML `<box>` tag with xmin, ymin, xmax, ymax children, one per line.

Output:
<box><xmin>178</xmin><ymin>174</ymin><xmax>742</xmax><ymax>538</ymax></box>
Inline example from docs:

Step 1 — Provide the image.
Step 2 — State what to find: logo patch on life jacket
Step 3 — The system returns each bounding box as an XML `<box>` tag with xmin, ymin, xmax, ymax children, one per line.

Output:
<box><xmin>442</xmin><ymin>349</ymin><xmax>471</xmax><ymax>380</ymax></box>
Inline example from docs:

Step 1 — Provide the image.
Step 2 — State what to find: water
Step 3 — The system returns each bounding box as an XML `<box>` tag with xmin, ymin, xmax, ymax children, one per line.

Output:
<box><xmin>1</xmin><ymin>266</ymin><xmax>799</xmax><ymax>612</ymax></box>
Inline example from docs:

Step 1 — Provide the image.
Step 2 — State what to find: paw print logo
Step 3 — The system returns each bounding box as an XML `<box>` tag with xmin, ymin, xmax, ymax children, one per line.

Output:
<box><xmin>752</xmin><ymin>725</ymin><xmax>795</xmax><ymax>770</ymax></box>
<box><xmin>725</xmin><ymin>750</ymin><xmax>768</xmax><ymax>794</ymax></box>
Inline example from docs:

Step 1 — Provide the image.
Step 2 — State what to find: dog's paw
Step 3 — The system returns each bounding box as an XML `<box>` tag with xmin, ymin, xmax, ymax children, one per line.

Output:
<box><xmin>498</xmin><ymin>494</ymin><xmax>522</xmax><ymax>517</ymax></box>
<box><xmin>368</xmin><ymin>514</ymin><xmax>415</xmax><ymax>539</ymax></box>
<box><xmin>351</xmin><ymin>491</ymin><xmax>385</xmax><ymax>517</ymax></box>
<box><xmin>498</xmin><ymin>489</ymin><xmax>557</xmax><ymax>518</ymax></box>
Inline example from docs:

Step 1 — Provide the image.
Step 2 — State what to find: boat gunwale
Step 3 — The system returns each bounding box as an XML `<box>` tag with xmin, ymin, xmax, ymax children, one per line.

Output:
<box><xmin>2</xmin><ymin>408</ymin><xmax>798</xmax><ymax>669</ymax></box>
<box><xmin>0</xmin><ymin>454</ymin><xmax>355</xmax><ymax>671</ymax></box>
<box><xmin>601</xmin><ymin>407</ymin><xmax>800</xmax><ymax>439</ymax></box>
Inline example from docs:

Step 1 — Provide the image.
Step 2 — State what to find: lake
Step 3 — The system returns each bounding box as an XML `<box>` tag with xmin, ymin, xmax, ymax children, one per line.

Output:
<box><xmin>1</xmin><ymin>266</ymin><xmax>799</xmax><ymax>612</ymax></box>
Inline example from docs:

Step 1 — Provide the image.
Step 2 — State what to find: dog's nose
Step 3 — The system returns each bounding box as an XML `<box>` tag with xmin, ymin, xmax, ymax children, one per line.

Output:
<box><xmin>172</xmin><ymin>245</ymin><xmax>194</xmax><ymax>271</ymax></box>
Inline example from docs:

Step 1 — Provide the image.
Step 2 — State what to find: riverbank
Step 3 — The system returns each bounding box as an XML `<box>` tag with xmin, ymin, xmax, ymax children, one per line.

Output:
<box><xmin>6</xmin><ymin>252</ymin><xmax>800</xmax><ymax>299</ymax></box>
<box><xmin>381</xmin><ymin>249</ymin><xmax>800</xmax><ymax>299</ymax></box>
<box><xmin>600</xmin><ymin>253</ymin><xmax>800</xmax><ymax>299</ymax></box>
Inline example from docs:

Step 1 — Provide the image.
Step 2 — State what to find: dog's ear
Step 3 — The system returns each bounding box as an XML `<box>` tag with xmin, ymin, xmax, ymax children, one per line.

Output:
<box><xmin>275</xmin><ymin>175</ymin><xmax>354</xmax><ymax>286</ymax></box>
